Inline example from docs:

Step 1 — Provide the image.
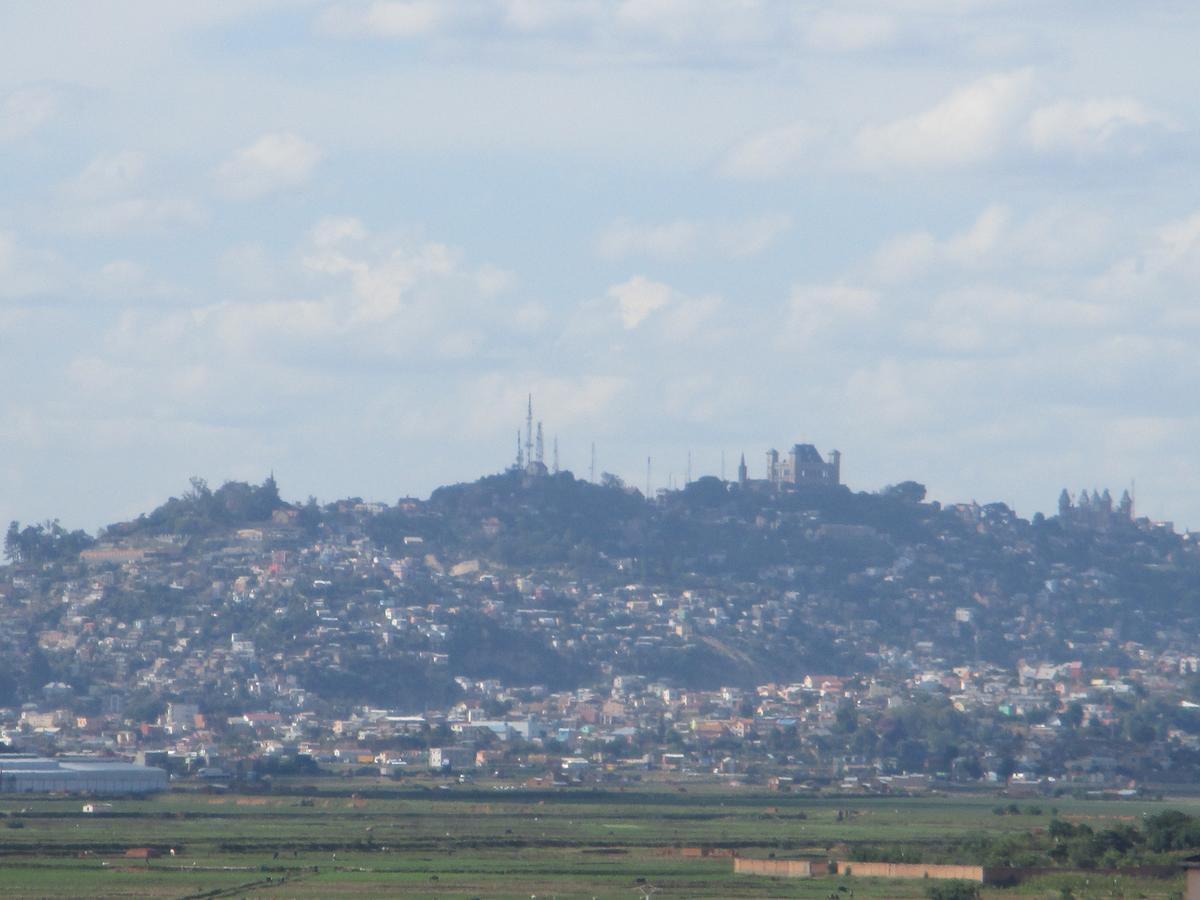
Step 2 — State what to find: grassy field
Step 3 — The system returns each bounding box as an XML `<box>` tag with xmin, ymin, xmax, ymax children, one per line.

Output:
<box><xmin>0</xmin><ymin>780</ymin><xmax>1193</xmax><ymax>897</ymax></box>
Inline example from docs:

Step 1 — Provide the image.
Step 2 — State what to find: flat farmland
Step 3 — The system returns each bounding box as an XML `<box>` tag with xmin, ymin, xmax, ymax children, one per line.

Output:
<box><xmin>0</xmin><ymin>781</ymin><xmax>1194</xmax><ymax>897</ymax></box>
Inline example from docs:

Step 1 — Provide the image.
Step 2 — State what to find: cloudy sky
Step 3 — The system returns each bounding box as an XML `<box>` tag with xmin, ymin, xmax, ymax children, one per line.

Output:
<box><xmin>2</xmin><ymin>1</ymin><xmax>1198</xmax><ymax>531</ymax></box>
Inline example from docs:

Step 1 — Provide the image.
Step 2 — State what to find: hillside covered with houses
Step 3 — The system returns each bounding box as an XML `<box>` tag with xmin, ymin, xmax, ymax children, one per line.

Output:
<box><xmin>3</xmin><ymin>469</ymin><xmax>1200</xmax><ymax>788</ymax></box>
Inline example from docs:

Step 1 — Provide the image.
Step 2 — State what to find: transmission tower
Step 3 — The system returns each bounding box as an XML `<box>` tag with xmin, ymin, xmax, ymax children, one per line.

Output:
<box><xmin>524</xmin><ymin>394</ymin><xmax>533</xmax><ymax>469</ymax></box>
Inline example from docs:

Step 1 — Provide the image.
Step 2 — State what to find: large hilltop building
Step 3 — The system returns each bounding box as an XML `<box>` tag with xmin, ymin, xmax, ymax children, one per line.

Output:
<box><xmin>1058</xmin><ymin>487</ymin><xmax>1133</xmax><ymax>529</ymax></box>
<box><xmin>760</xmin><ymin>443</ymin><xmax>841</xmax><ymax>488</ymax></box>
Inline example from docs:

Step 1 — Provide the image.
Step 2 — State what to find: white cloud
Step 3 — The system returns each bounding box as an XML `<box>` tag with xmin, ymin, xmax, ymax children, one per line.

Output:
<box><xmin>608</xmin><ymin>275</ymin><xmax>673</xmax><ymax>329</ymax></box>
<box><xmin>49</xmin><ymin>150</ymin><xmax>203</xmax><ymax>235</ymax></box>
<box><xmin>310</xmin><ymin>215</ymin><xmax>368</xmax><ymax>247</ymax></box>
<box><xmin>598</xmin><ymin>219</ymin><xmax>699</xmax><ymax>260</ymax></box>
<box><xmin>872</xmin><ymin>203</ymin><xmax>1116</xmax><ymax>283</ymax></box>
<box><xmin>716</xmin><ymin>214</ymin><xmax>792</xmax><ymax>257</ymax></box>
<box><xmin>93</xmin><ymin>260</ymin><xmax>148</xmax><ymax>292</ymax></box>
<box><xmin>0</xmin><ymin>85</ymin><xmax>59</xmax><ymax>142</ymax></box>
<box><xmin>61</xmin><ymin>150</ymin><xmax>148</xmax><ymax>200</ymax></box>
<box><xmin>855</xmin><ymin>69</ymin><xmax>1034</xmax><ymax>169</ymax></box>
<box><xmin>908</xmin><ymin>285</ymin><xmax>1115</xmax><ymax>354</ymax></box>
<box><xmin>316</xmin><ymin>1</ymin><xmax>445</xmax><ymax>38</ymax></box>
<box><xmin>91</xmin><ymin>219</ymin><xmax>525</xmax><ymax>387</ymax></box>
<box><xmin>0</xmin><ymin>231</ymin><xmax>59</xmax><ymax>298</ymax></box>
<box><xmin>784</xmin><ymin>282</ymin><xmax>879</xmax><ymax>344</ymax></box>
<box><xmin>54</xmin><ymin>196</ymin><xmax>205</xmax><ymax>236</ymax></box>
<box><xmin>301</xmin><ymin>226</ymin><xmax>458</xmax><ymax>325</ymax></box>
<box><xmin>660</xmin><ymin>294</ymin><xmax>721</xmax><ymax>340</ymax></box>
<box><xmin>83</xmin><ymin>260</ymin><xmax>176</xmax><ymax>301</ymax></box>
<box><xmin>720</xmin><ymin>122</ymin><xmax>817</xmax><ymax>180</ymax></box>
<box><xmin>597</xmin><ymin>214</ymin><xmax>790</xmax><ymax>260</ymax></box>
<box><xmin>1093</xmin><ymin>210</ymin><xmax>1200</xmax><ymax>301</ymax></box>
<box><xmin>873</xmin><ymin>205</ymin><xmax>1009</xmax><ymax>282</ymax></box>
<box><xmin>1026</xmin><ymin>98</ymin><xmax>1171</xmax><ymax>155</ymax></box>
<box><xmin>500</xmin><ymin>0</ymin><xmax>604</xmax><ymax>32</ymax></box>
<box><xmin>843</xmin><ymin>358</ymin><xmax>944</xmax><ymax>429</ymax></box>
<box><xmin>803</xmin><ymin>11</ymin><xmax>896</xmax><ymax>52</ymax></box>
<box><xmin>218</xmin><ymin>243</ymin><xmax>280</xmax><ymax>300</ymax></box>
<box><xmin>475</xmin><ymin>263</ymin><xmax>516</xmax><ymax>297</ymax></box>
<box><xmin>216</xmin><ymin>132</ymin><xmax>323</xmax><ymax>198</ymax></box>
<box><xmin>613</xmin><ymin>0</ymin><xmax>773</xmax><ymax>47</ymax></box>
<box><xmin>319</xmin><ymin>0</ymin><xmax>773</xmax><ymax>49</ymax></box>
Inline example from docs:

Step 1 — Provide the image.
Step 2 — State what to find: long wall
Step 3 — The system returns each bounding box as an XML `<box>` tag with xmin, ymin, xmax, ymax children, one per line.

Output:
<box><xmin>734</xmin><ymin>859</ymin><xmax>829</xmax><ymax>878</ymax></box>
<box><xmin>837</xmin><ymin>861</ymin><xmax>984</xmax><ymax>882</ymax></box>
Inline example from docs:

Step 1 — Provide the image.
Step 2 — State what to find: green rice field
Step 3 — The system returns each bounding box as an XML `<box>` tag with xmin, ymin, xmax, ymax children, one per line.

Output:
<box><xmin>0</xmin><ymin>779</ymin><xmax>1193</xmax><ymax>897</ymax></box>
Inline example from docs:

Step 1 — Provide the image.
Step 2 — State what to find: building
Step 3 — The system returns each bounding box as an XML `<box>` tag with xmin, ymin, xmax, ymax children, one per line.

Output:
<box><xmin>1184</xmin><ymin>856</ymin><xmax>1200</xmax><ymax>900</ymax></box>
<box><xmin>0</xmin><ymin>756</ymin><xmax>168</xmax><ymax>794</ymax></box>
<box><xmin>765</xmin><ymin>443</ymin><xmax>841</xmax><ymax>488</ymax></box>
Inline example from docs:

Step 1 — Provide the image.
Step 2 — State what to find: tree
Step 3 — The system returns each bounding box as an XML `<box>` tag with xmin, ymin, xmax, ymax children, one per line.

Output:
<box><xmin>1061</xmin><ymin>701</ymin><xmax>1084</xmax><ymax>729</ymax></box>
<box><xmin>1145</xmin><ymin>810</ymin><xmax>1200</xmax><ymax>852</ymax></box>
<box><xmin>883</xmin><ymin>481</ymin><xmax>927</xmax><ymax>503</ymax></box>
<box><xmin>834</xmin><ymin>698</ymin><xmax>859</xmax><ymax>734</ymax></box>
<box><xmin>186</xmin><ymin>476</ymin><xmax>212</xmax><ymax>503</ymax></box>
<box><xmin>600</xmin><ymin>472</ymin><xmax>626</xmax><ymax>490</ymax></box>
<box><xmin>4</xmin><ymin>521</ymin><xmax>19</xmax><ymax>562</ymax></box>
<box><xmin>2</xmin><ymin>520</ymin><xmax>94</xmax><ymax>565</ymax></box>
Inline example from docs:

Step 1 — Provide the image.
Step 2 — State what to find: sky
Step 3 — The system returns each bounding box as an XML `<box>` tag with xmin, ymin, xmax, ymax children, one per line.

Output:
<box><xmin>2</xmin><ymin>1</ymin><xmax>1199</xmax><ymax>532</ymax></box>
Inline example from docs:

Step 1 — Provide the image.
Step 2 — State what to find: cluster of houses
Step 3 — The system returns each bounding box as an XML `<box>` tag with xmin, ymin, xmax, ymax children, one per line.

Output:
<box><xmin>2</xmin><ymin>482</ymin><xmax>1200</xmax><ymax>789</ymax></box>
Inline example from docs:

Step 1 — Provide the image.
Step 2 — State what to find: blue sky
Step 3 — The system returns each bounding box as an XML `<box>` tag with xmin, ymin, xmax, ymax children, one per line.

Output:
<box><xmin>2</xmin><ymin>1</ymin><xmax>1199</xmax><ymax>530</ymax></box>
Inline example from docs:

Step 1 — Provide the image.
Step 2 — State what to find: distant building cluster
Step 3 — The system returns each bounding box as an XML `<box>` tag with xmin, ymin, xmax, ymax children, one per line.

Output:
<box><xmin>1058</xmin><ymin>487</ymin><xmax>1133</xmax><ymax>528</ymax></box>
<box><xmin>507</xmin><ymin>395</ymin><xmax>841</xmax><ymax>495</ymax></box>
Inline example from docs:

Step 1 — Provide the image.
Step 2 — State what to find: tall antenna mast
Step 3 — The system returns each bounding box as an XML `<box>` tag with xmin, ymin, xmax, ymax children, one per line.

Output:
<box><xmin>525</xmin><ymin>394</ymin><xmax>533</xmax><ymax>469</ymax></box>
<box><xmin>535</xmin><ymin>421</ymin><xmax>544</xmax><ymax>465</ymax></box>
<box><xmin>553</xmin><ymin>436</ymin><xmax>559</xmax><ymax>474</ymax></box>
<box><xmin>590</xmin><ymin>442</ymin><xmax>596</xmax><ymax>482</ymax></box>
<box><xmin>516</xmin><ymin>430</ymin><xmax>523</xmax><ymax>470</ymax></box>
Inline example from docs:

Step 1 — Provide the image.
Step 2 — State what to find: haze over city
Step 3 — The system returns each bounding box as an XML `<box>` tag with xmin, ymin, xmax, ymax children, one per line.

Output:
<box><xmin>2</xmin><ymin>2</ymin><xmax>1198</xmax><ymax>530</ymax></box>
